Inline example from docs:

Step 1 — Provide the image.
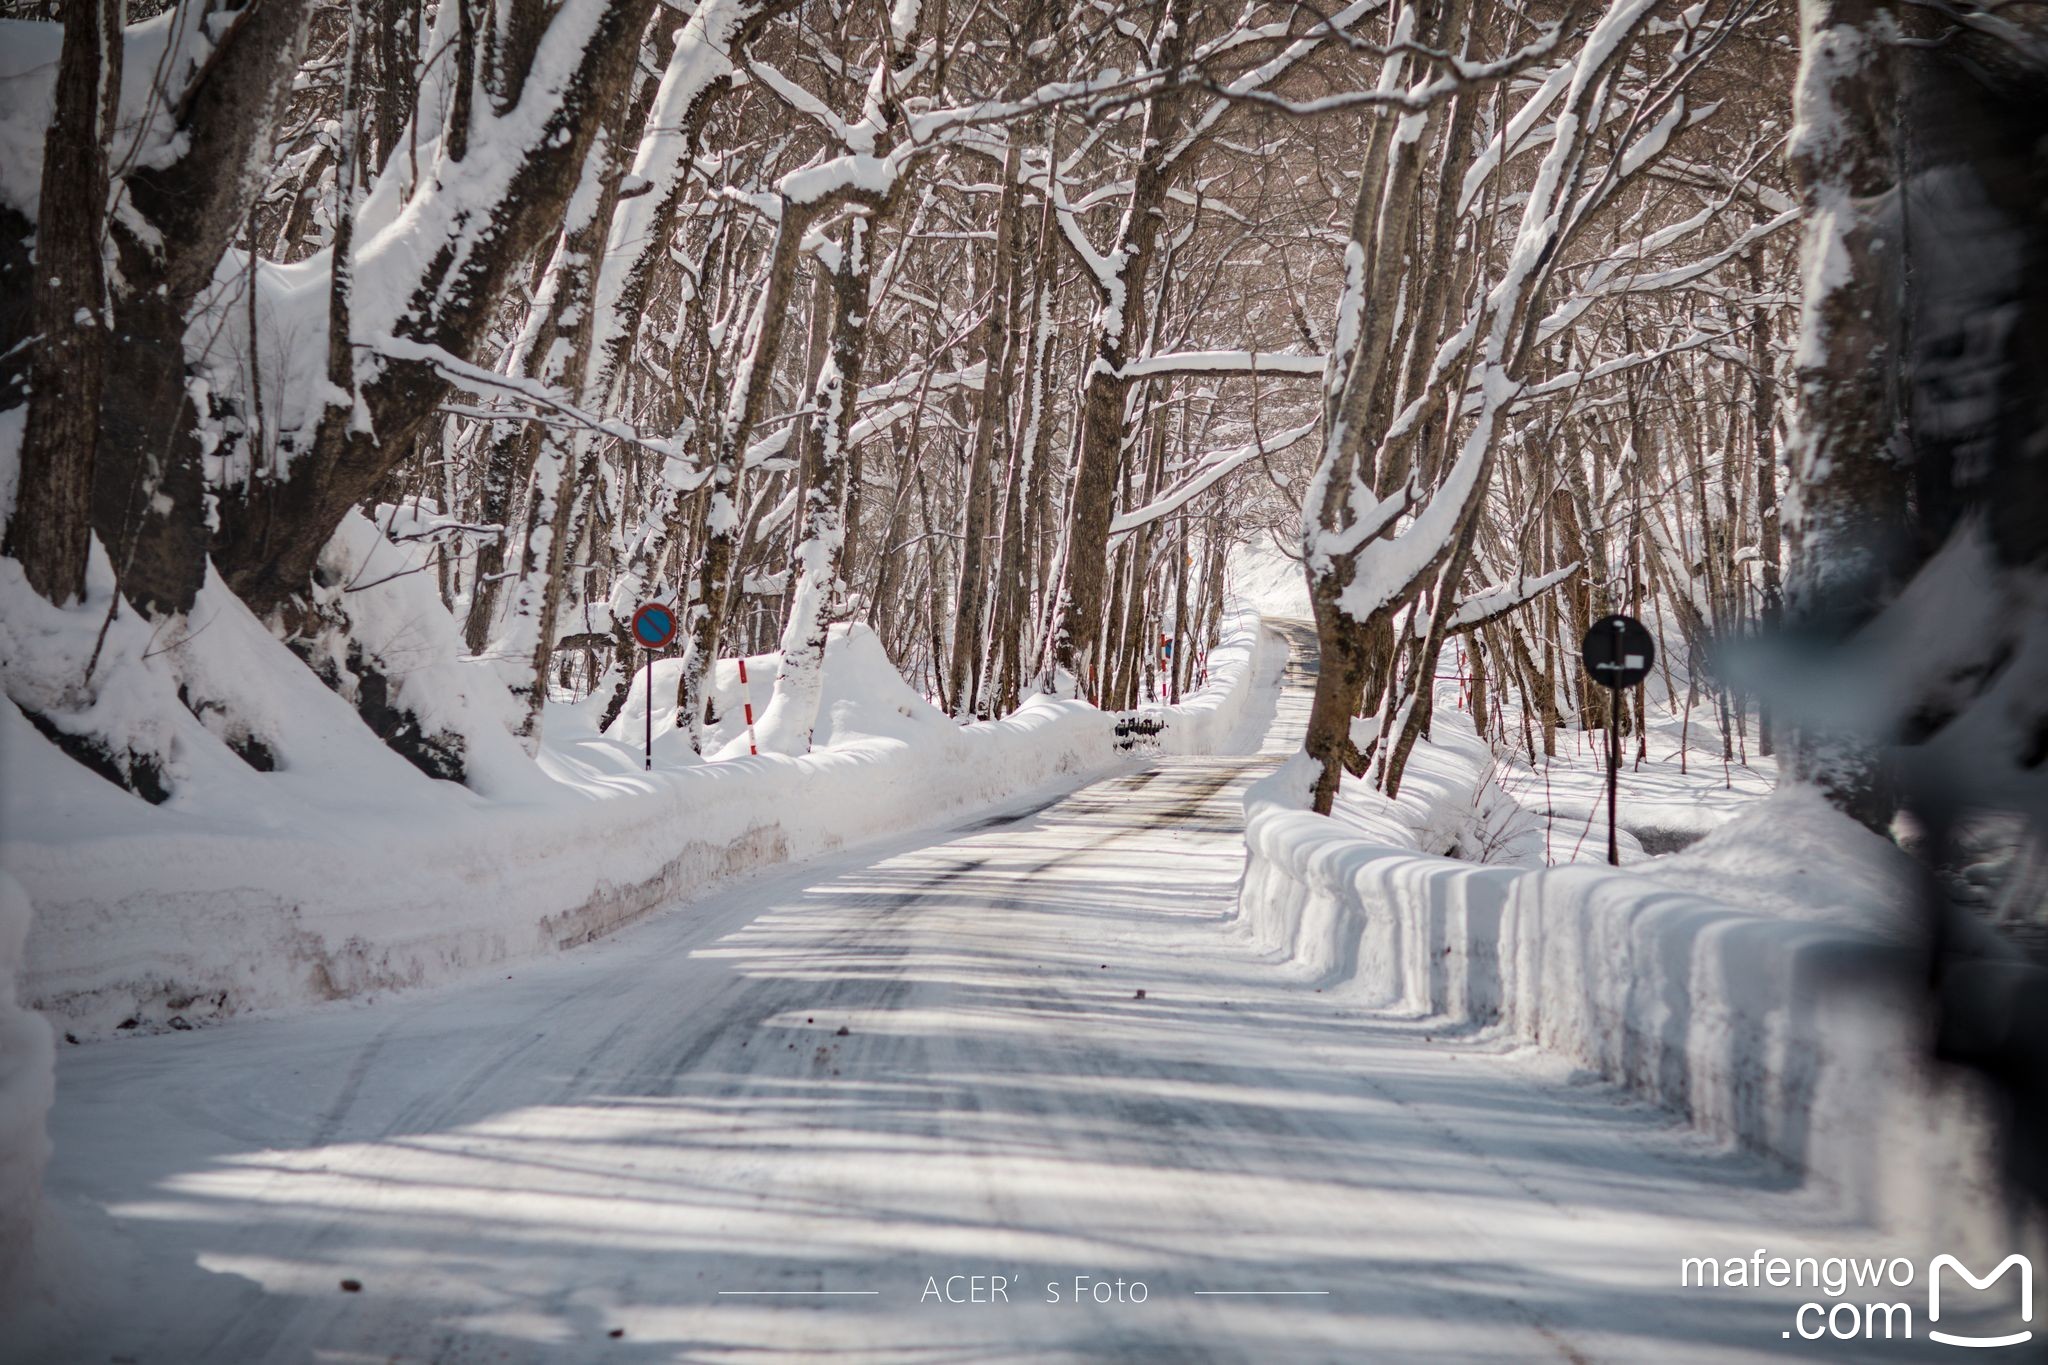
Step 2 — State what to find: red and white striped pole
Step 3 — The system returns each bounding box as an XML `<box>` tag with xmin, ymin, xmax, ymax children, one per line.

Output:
<box><xmin>737</xmin><ymin>657</ymin><xmax>759</xmax><ymax>756</ymax></box>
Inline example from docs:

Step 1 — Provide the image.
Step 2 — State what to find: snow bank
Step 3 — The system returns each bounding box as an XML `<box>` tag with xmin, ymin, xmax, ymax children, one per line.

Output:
<box><xmin>1139</xmin><ymin>608</ymin><xmax>1271</xmax><ymax>755</ymax></box>
<box><xmin>0</xmin><ymin>870</ymin><xmax>53</xmax><ymax>1290</ymax></box>
<box><xmin>7</xmin><ymin>610</ymin><xmax>1271</xmax><ymax>1040</ymax></box>
<box><xmin>1242</xmin><ymin>740</ymin><xmax>2021</xmax><ymax>1259</ymax></box>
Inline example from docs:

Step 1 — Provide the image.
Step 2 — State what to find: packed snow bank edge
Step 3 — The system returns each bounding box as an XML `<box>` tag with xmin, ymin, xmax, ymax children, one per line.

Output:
<box><xmin>1241</xmin><ymin>767</ymin><xmax>2023</xmax><ymax>1259</ymax></box>
<box><xmin>0</xmin><ymin>870</ymin><xmax>52</xmax><ymax>1290</ymax></box>
<box><xmin>11</xmin><ymin>617</ymin><xmax>1270</xmax><ymax>1039</ymax></box>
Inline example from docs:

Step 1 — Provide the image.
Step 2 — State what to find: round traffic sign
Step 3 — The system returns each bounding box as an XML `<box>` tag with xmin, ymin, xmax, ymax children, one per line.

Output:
<box><xmin>1580</xmin><ymin>613</ymin><xmax>1655</xmax><ymax>689</ymax></box>
<box><xmin>631</xmin><ymin>601</ymin><xmax>679</xmax><ymax>651</ymax></box>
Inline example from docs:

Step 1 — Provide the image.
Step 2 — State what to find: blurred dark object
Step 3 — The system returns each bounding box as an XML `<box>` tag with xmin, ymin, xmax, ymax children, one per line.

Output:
<box><xmin>1917</xmin><ymin>807</ymin><xmax>2048</xmax><ymax>1220</ymax></box>
<box><xmin>1886</xmin><ymin>1</ymin><xmax>2048</xmax><ymax>1225</ymax></box>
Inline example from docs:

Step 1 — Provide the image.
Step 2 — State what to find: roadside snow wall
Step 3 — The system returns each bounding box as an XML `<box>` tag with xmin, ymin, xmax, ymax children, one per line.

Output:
<box><xmin>0</xmin><ymin>871</ymin><xmax>52</xmax><ymax>1289</ymax></box>
<box><xmin>1242</xmin><ymin>759</ymin><xmax>2026</xmax><ymax>1262</ymax></box>
<box><xmin>7</xmin><ymin>610</ymin><xmax>1275</xmax><ymax>1041</ymax></box>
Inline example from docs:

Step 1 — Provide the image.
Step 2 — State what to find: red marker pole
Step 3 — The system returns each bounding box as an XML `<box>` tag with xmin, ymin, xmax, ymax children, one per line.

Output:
<box><xmin>737</xmin><ymin>657</ymin><xmax>759</xmax><ymax>756</ymax></box>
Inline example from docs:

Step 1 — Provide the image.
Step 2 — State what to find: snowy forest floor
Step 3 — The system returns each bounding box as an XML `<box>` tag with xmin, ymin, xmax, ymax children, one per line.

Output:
<box><xmin>1306</xmin><ymin>646</ymin><xmax>1782</xmax><ymax>876</ymax></box>
<box><xmin>2</xmin><ymin>623</ymin><xmax>1987</xmax><ymax>1364</ymax></box>
<box><xmin>1229</xmin><ymin>534</ymin><xmax>1781</xmax><ymax>871</ymax></box>
<box><xmin>1497</xmin><ymin>685</ymin><xmax>1779</xmax><ymax>866</ymax></box>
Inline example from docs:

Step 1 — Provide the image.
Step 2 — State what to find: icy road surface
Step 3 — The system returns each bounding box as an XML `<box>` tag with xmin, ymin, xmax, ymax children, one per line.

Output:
<box><xmin>8</xmin><ymin>624</ymin><xmax>1919</xmax><ymax>1362</ymax></box>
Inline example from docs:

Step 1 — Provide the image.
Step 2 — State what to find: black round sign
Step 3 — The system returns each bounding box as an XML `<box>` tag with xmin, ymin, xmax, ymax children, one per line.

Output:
<box><xmin>1580</xmin><ymin>613</ymin><xmax>1655</xmax><ymax>689</ymax></box>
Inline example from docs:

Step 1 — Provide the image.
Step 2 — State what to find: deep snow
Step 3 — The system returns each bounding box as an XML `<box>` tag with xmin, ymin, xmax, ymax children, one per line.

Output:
<box><xmin>5</xmin><ymin>620</ymin><xmax>2005</xmax><ymax>1363</ymax></box>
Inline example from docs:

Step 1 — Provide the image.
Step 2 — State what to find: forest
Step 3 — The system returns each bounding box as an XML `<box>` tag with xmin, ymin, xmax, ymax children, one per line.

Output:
<box><xmin>0</xmin><ymin>0</ymin><xmax>1819</xmax><ymax>815</ymax></box>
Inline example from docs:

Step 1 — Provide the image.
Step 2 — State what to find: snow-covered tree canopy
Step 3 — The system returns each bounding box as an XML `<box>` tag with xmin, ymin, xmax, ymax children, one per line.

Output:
<box><xmin>0</xmin><ymin>0</ymin><xmax>1806</xmax><ymax>810</ymax></box>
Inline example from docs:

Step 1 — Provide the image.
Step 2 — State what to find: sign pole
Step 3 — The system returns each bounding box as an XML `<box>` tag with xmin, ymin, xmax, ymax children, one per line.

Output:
<box><xmin>1607</xmin><ymin>680</ymin><xmax>1621</xmax><ymax>866</ymax></box>
<box><xmin>1580</xmin><ymin>612</ymin><xmax>1654</xmax><ymax>869</ymax></box>
<box><xmin>645</xmin><ymin>652</ymin><xmax>654</xmax><ymax>771</ymax></box>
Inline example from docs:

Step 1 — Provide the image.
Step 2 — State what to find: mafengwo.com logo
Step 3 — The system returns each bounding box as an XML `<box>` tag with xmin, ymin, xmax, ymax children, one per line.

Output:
<box><xmin>1680</xmin><ymin>1250</ymin><xmax>2032</xmax><ymax>1346</ymax></box>
<box><xmin>1928</xmin><ymin>1256</ymin><xmax>2032</xmax><ymax>1349</ymax></box>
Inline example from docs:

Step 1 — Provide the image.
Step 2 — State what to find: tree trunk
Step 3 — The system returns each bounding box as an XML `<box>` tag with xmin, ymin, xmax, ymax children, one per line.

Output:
<box><xmin>501</xmin><ymin>82</ymin><xmax>644</xmax><ymax>747</ymax></box>
<box><xmin>1750</xmin><ymin>246</ymin><xmax>1783</xmax><ymax>756</ymax></box>
<box><xmin>213</xmin><ymin>0</ymin><xmax>664</xmax><ymax>625</ymax></box>
<box><xmin>946</xmin><ymin>144</ymin><xmax>1022</xmax><ymax>716</ymax></box>
<box><xmin>94</xmin><ymin>0</ymin><xmax>313</xmax><ymax>619</ymax></box>
<box><xmin>7</xmin><ymin>0</ymin><xmax>120</xmax><ymax>606</ymax></box>
<box><xmin>1783</xmin><ymin>0</ymin><xmax>1911</xmax><ymax>829</ymax></box>
<box><xmin>676</xmin><ymin>201</ymin><xmax>820</xmax><ymax>750</ymax></box>
<box><xmin>1052</xmin><ymin>0</ymin><xmax>1193</xmax><ymax>695</ymax></box>
<box><xmin>756</xmin><ymin>210</ymin><xmax>875</xmax><ymax>754</ymax></box>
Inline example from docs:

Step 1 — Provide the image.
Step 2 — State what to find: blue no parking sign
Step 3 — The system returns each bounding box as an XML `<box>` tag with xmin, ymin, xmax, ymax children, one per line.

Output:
<box><xmin>632</xmin><ymin>601</ymin><xmax>678</xmax><ymax>651</ymax></box>
<box><xmin>630</xmin><ymin>602</ymin><xmax>678</xmax><ymax>771</ymax></box>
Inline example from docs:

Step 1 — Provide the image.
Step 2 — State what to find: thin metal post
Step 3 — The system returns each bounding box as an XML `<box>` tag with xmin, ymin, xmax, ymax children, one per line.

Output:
<box><xmin>645</xmin><ymin>653</ymin><xmax>654</xmax><ymax>771</ymax></box>
<box><xmin>1607</xmin><ymin>681</ymin><xmax>1621</xmax><ymax>866</ymax></box>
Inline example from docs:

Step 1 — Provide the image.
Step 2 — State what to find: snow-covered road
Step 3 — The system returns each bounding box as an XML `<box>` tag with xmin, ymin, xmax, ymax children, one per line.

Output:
<box><xmin>7</xmin><ymin>625</ymin><xmax>1926</xmax><ymax>1362</ymax></box>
